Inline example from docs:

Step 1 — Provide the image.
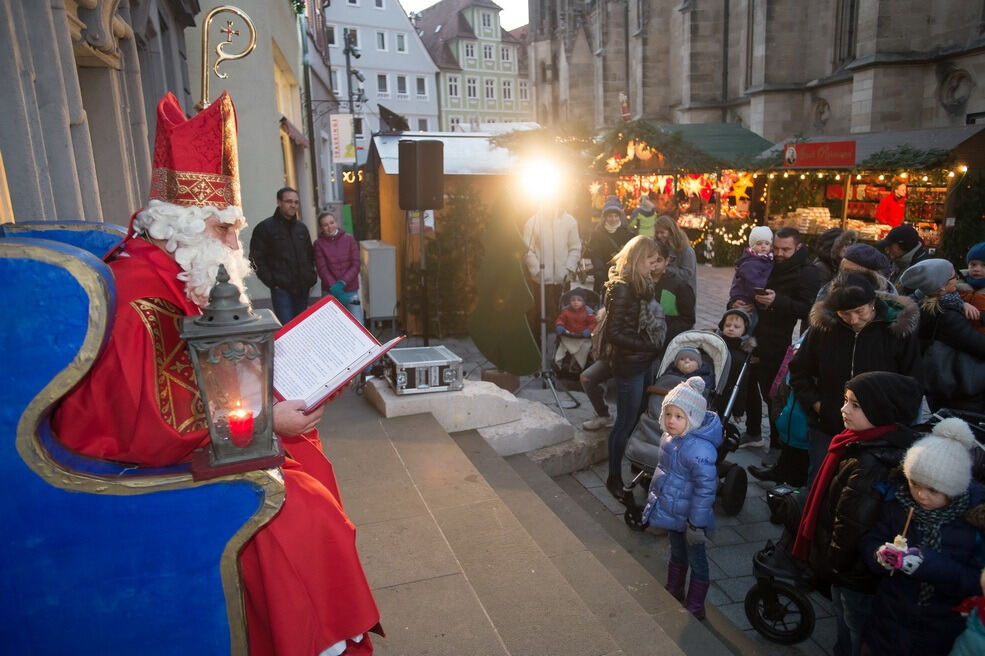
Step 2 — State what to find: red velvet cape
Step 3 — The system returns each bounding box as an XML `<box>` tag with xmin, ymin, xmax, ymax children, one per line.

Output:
<box><xmin>53</xmin><ymin>238</ymin><xmax>380</xmax><ymax>655</ymax></box>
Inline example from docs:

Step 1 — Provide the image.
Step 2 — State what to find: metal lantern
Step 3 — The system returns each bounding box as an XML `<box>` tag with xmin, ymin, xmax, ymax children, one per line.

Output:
<box><xmin>181</xmin><ymin>265</ymin><xmax>282</xmax><ymax>476</ymax></box>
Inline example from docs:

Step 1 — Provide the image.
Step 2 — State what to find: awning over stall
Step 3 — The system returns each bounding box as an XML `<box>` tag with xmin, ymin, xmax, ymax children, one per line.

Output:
<box><xmin>762</xmin><ymin>124</ymin><xmax>985</xmax><ymax>169</ymax></box>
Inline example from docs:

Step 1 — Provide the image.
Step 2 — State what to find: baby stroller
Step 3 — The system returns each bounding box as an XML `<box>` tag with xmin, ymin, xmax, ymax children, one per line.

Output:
<box><xmin>551</xmin><ymin>287</ymin><xmax>600</xmax><ymax>381</ymax></box>
<box><xmin>621</xmin><ymin>331</ymin><xmax>750</xmax><ymax>530</ymax></box>
<box><xmin>743</xmin><ymin>407</ymin><xmax>985</xmax><ymax>644</ymax></box>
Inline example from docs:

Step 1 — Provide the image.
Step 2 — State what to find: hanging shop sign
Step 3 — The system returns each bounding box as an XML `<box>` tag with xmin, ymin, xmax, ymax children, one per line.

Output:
<box><xmin>330</xmin><ymin>113</ymin><xmax>356</xmax><ymax>164</ymax></box>
<box><xmin>782</xmin><ymin>141</ymin><xmax>856</xmax><ymax>168</ymax></box>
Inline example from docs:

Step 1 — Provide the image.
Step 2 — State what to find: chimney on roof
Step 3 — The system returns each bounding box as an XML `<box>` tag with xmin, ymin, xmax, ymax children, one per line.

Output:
<box><xmin>409</xmin><ymin>11</ymin><xmax>421</xmax><ymax>28</ymax></box>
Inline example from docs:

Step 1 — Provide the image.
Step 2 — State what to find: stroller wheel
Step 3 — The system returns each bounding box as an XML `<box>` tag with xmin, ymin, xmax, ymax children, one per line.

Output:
<box><xmin>744</xmin><ymin>580</ymin><xmax>815</xmax><ymax>644</ymax></box>
<box><xmin>624</xmin><ymin>508</ymin><xmax>646</xmax><ymax>531</ymax></box>
<box><xmin>719</xmin><ymin>464</ymin><xmax>747</xmax><ymax>516</ymax></box>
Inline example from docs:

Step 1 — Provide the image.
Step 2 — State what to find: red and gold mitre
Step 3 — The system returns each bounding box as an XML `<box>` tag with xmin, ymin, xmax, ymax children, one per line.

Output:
<box><xmin>148</xmin><ymin>91</ymin><xmax>241</xmax><ymax>210</ymax></box>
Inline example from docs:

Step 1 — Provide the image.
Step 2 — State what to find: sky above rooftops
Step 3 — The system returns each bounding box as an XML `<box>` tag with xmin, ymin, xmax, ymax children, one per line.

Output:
<box><xmin>400</xmin><ymin>0</ymin><xmax>528</xmax><ymax>31</ymax></box>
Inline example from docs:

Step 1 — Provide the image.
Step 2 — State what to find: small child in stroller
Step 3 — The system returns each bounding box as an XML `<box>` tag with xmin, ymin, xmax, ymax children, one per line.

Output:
<box><xmin>649</xmin><ymin>346</ymin><xmax>715</xmax><ymax>395</ymax></box>
<box><xmin>641</xmin><ymin>376</ymin><xmax>723</xmax><ymax>620</ymax></box>
<box><xmin>553</xmin><ymin>288</ymin><xmax>597</xmax><ymax>375</ymax></box>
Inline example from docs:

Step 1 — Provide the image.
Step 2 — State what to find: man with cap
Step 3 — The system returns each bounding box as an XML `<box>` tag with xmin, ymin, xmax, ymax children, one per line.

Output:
<box><xmin>875</xmin><ymin>224</ymin><xmax>931</xmax><ymax>291</ymax></box>
<box><xmin>52</xmin><ymin>92</ymin><xmax>381</xmax><ymax>656</ymax></box>
<box><xmin>587</xmin><ymin>196</ymin><xmax>632</xmax><ymax>295</ymax></box>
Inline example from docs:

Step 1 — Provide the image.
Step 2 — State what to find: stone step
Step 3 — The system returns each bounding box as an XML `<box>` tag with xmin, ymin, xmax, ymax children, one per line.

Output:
<box><xmin>453</xmin><ymin>429</ymin><xmax>733</xmax><ymax>656</ymax></box>
<box><xmin>546</xmin><ymin>472</ymin><xmax>768</xmax><ymax>655</ymax></box>
<box><xmin>325</xmin><ymin>402</ymin><xmax>631</xmax><ymax>655</ymax></box>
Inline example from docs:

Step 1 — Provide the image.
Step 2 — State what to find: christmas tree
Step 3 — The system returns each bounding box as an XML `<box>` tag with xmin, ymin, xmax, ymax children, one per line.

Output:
<box><xmin>467</xmin><ymin>195</ymin><xmax>541</xmax><ymax>375</ymax></box>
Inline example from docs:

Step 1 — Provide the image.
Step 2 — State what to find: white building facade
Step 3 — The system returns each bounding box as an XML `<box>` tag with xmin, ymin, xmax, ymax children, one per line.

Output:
<box><xmin>325</xmin><ymin>0</ymin><xmax>440</xmax><ymax>166</ymax></box>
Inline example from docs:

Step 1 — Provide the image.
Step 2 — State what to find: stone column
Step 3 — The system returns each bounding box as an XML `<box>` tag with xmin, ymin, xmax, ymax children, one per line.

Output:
<box><xmin>24</xmin><ymin>0</ymin><xmax>87</xmax><ymax>221</ymax></box>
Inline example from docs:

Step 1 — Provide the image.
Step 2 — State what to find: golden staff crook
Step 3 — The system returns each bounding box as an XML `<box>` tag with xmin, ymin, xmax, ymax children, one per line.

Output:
<box><xmin>196</xmin><ymin>5</ymin><xmax>257</xmax><ymax>112</ymax></box>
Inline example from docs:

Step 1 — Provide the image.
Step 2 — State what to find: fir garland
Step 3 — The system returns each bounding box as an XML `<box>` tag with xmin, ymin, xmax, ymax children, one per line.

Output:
<box><xmin>859</xmin><ymin>144</ymin><xmax>952</xmax><ymax>170</ymax></box>
<box><xmin>591</xmin><ymin>120</ymin><xmax>725</xmax><ymax>173</ymax></box>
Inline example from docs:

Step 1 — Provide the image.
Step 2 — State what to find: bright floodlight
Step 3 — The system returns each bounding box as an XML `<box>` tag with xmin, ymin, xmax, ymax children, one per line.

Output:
<box><xmin>519</xmin><ymin>159</ymin><xmax>562</xmax><ymax>201</ymax></box>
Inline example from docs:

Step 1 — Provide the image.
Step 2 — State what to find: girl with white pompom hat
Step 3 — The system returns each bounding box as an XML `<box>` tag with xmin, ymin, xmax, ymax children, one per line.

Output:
<box><xmin>859</xmin><ymin>418</ymin><xmax>985</xmax><ymax>656</ymax></box>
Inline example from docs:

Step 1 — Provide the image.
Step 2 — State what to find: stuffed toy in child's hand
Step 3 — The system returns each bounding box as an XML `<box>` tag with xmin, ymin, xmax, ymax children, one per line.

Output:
<box><xmin>876</xmin><ymin>543</ymin><xmax>924</xmax><ymax>574</ymax></box>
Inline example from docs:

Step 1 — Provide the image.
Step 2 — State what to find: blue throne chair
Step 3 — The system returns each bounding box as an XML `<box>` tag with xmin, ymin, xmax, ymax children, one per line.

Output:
<box><xmin>0</xmin><ymin>222</ymin><xmax>283</xmax><ymax>654</ymax></box>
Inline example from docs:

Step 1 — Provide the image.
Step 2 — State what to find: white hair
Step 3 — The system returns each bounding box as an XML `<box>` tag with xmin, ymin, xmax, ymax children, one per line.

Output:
<box><xmin>133</xmin><ymin>199</ymin><xmax>251</xmax><ymax>308</ymax></box>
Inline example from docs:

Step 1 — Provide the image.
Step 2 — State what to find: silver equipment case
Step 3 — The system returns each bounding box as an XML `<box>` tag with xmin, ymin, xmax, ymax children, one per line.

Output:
<box><xmin>384</xmin><ymin>345</ymin><xmax>464</xmax><ymax>395</ymax></box>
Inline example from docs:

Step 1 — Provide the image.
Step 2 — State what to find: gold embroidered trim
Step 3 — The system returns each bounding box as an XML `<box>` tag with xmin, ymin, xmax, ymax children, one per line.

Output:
<box><xmin>149</xmin><ymin>168</ymin><xmax>241</xmax><ymax>209</ymax></box>
<box><xmin>131</xmin><ymin>298</ymin><xmax>208</xmax><ymax>433</ymax></box>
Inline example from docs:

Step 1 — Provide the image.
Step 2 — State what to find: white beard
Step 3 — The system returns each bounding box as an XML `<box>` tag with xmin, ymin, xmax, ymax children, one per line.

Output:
<box><xmin>175</xmin><ymin>236</ymin><xmax>252</xmax><ymax>308</ymax></box>
<box><xmin>133</xmin><ymin>199</ymin><xmax>251</xmax><ymax>308</ymax></box>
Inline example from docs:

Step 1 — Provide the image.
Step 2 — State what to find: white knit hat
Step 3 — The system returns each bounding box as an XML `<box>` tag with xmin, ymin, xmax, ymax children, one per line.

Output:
<box><xmin>748</xmin><ymin>225</ymin><xmax>773</xmax><ymax>248</ymax></box>
<box><xmin>662</xmin><ymin>376</ymin><xmax>707</xmax><ymax>432</ymax></box>
<box><xmin>902</xmin><ymin>418</ymin><xmax>978</xmax><ymax>497</ymax></box>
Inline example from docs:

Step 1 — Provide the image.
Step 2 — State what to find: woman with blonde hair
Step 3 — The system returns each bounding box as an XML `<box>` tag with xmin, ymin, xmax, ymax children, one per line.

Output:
<box><xmin>653</xmin><ymin>214</ymin><xmax>697</xmax><ymax>295</ymax></box>
<box><xmin>603</xmin><ymin>235</ymin><xmax>667</xmax><ymax>500</ymax></box>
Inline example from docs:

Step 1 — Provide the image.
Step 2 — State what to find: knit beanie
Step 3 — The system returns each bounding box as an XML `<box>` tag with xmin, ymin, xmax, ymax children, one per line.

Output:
<box><xmin>662</xmin><ymin>377</ymin><xmax>707</xmax><ymax>431</ymax></box>
<box><xmin>602</xmin><ymin>196</ymin><xmax>625</xmax><ymax>220</ymax></box>
<box><xmin>674</xmin><ymin>346</ymin><xmax>702</xmax><ymax>365</ymax></box>
<box><xmin>844</xmin><ymin>372</ymin><xmax>923</xmax><ymax>428</ymax></box>
<box><xmin>748</xmin><ymin>225</ymin><xmax>773</xmax><ymax>248</ymax></box>
<box><xmin>967</xmin><ymin>241</ymin><xmax>985</xmax><ymax>265</ymax></box>
<box><xmin>825</xmin><ymin>272</ymin><xmax>876</xmax><ymax>311</ymax></box>
<box><xmin>842</xmin><ymin>243</ymin><xmax>890</xmax><ymax>275</ymax></box>
<box><xmin>902</xmin><ymin>418</ymin><xmax>978</xmax><ymax>497</ymax></box>
<box><xmin>719</xmin><ymin>307</ymin><xmax>756</xmax><ymax>335</ymax></box>
<box><xmin>899</xmin><ymin>258</ymin><xmax>954</xmax><ymax>296</ymax></box>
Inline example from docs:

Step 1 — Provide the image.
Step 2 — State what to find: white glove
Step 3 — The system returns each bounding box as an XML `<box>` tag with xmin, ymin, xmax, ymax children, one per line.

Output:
<box><xmin>900</xmin><ymin>549</ymin><xmax>923</xmax><ymax>575</ymax></box>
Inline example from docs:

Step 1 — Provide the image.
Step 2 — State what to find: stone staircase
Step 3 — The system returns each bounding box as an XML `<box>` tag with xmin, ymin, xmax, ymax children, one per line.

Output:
<box><xmin>321</xmin><ymin>391</ymin><xmax>752</xmax><ymax>655</ymax></box>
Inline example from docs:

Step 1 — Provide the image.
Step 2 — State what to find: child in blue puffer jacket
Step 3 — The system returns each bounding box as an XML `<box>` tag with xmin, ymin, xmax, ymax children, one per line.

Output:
<box><xmin>641</xmin><ymin>376</ymin><xmax>723</xmax><ymax>619</ymax></box>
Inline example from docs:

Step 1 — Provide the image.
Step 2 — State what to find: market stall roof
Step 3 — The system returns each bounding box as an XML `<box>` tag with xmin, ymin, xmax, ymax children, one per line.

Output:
<box><xmin>371</xmin><ymin>132</ymin><xmax>521</xmax><ymax>176</ymax></box>
<box><xmin>595</xmin><ymin>121</ymin><xmax>774</xmax><ymax>173</ymax></box>
<box><xmin>658</xmin><ymin>123</ymin><xmax>775</xmax><ymax>164</ymax></box>
<box><xmin>761</xmin><ymin>124</ymin><xmax>985</xmax><ymax>168</ymax></box>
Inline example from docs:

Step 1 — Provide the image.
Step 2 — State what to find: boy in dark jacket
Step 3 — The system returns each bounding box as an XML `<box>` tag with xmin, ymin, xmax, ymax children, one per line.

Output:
<box><xmin>861</xmin><ymin>418</ymin><xmax>985</xmax><ymax>656</ymax></box>
<box><xmin>714</xmin><ymin>307</ymin><xmax>756</xmax><ymax>419</ymax></box>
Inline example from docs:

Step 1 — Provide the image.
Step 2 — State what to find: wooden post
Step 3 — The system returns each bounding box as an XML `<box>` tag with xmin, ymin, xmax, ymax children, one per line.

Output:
<box><xmin>841</xmin><ymin>170</ymin><xmax>853</xmax><ymax>230</ymax></box>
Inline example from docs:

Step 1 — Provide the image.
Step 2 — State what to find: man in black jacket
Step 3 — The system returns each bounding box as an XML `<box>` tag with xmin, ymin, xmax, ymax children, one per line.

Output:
<box><xmin>741</xmin><ymin>228</ymin><xmax>821</xmax><ymax>478</ymax></box>
<box><xmin>249</xmin><ymin>187</ymin><xmax>318</xmax><ymax>324</ymax></box>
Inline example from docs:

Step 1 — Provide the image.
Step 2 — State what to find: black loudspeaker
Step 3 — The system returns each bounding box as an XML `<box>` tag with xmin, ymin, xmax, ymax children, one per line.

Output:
<box><xmin>399</xmin><ymin>140</ymin><xmax>444</xmax><ymax>210</ymax></box>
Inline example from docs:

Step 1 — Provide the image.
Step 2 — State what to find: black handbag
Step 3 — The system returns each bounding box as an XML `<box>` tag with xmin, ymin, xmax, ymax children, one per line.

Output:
<box><xmin>923</xmin><ymin>339</ymin><xmax>985</xmax><ymax>398</ymax></box>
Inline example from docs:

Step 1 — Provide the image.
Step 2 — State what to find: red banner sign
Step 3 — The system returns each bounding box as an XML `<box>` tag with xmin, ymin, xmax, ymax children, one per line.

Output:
<box><xmin>782</xmin><ymin>141</ymin><xmax>857</xmax><ymax>168</ymax></box>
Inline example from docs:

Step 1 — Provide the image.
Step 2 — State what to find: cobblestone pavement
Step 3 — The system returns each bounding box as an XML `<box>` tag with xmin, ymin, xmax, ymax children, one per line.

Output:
<box><xmin>563</xmin><ymin>266</ymin><xmax>836</xmax><ymax>656</ymax></box>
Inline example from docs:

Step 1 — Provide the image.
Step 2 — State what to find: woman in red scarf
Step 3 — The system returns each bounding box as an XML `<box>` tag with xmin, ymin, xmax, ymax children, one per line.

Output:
<box><xmin>791</xmin><ymin>371</ymin><xmax>923</xmax><ymax>656</ymax></box>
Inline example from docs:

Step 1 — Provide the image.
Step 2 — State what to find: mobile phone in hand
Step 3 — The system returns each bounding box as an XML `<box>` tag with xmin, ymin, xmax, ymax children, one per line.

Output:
<box><xmin>753</xmin><ymin>287</ymin><xmax>767</xmax><ymax>295</ymax></box>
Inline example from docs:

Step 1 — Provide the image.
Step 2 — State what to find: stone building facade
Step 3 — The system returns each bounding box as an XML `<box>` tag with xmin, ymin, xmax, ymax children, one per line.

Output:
<box><xmin>0</xmin><ymin>0</ymin><xmax>200</xmax><ymax>225</ymax></box>
<box><xmin>418</xmin><ymin>0</ymin><xmax>532</xmax><ymax>131</ymax></box>
<box><xmin>528</xmin><ymin>0</ymin><xmax>985</xmax><ymax>141</ymax></box>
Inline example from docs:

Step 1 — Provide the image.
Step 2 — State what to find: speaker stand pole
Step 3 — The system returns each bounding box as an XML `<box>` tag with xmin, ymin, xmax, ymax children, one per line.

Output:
<box><xmin>420</xmin><ymin>209</ymin><xmax>429</xmax><ymax>346</ymax></box>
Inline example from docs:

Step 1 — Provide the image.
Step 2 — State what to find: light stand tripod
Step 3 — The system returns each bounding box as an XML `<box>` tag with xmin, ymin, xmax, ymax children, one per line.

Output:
<box><xmin>516</xmin><ymin>205</ymin><xmax>580</xmax><ymax>419</ymax></box>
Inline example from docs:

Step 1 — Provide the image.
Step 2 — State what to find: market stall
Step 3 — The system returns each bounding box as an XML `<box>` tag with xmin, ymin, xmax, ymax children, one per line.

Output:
<box><xmin>761</xmin><ymin>125</ymin><xmax>985</xmax><ymax>250</ymax></box>
<box><xmin>587</xmin><ymin>121</ymin><xmax>773</xmax><ymax>263</ymax></box>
